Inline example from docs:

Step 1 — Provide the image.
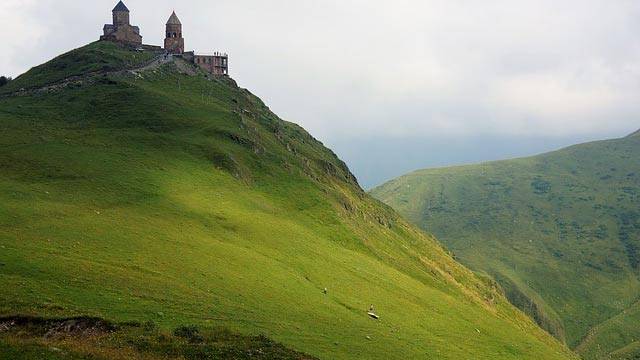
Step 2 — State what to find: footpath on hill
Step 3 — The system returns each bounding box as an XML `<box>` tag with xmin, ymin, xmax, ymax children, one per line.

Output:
<box><xmin>0</xmin><ymin>52</ymin><xmax>198</xmax><ymax>98</ymax></box>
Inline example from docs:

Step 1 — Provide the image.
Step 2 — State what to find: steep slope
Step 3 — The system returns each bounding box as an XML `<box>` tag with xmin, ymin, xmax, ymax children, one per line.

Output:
<box><xmin>0</xmin><ymin>41</ymin><xmax>576</xmax><ymax>360</ymax></box>
<box><xmin>372</xmin><ymin>133</ymin><xmax>640</xmax><ymax>358</ymax></box>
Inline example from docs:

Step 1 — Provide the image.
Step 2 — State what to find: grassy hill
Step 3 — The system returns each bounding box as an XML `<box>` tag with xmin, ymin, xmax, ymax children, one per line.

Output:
<box><xmin>0</xmin><ymin>41</ymin><xmax>577</xmax><ymax>359</ymax></box>
<box><xmin>372</xmin><ymin>132</ymin><xmax>640</xmax><ymax>359</ymax></box>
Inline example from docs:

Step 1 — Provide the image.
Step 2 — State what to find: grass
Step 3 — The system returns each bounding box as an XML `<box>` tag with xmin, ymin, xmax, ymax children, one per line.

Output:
<box><xmin>371</xmin><ymin>132</ymin><xmax>640</xmax><ymax>359</ymax></box>
<box><xmin>576</xmin><ymin>300</ymin><xmax>640</xmax><ymax>359</ymax></box>
<box><xmin>0</xmin><ymin>41</ymin><xmax>155</xmax><ymax>94</ymax></box>
<box><xmin>0</xmin><ymin>41</ymin><xmax>576</xmax><ymax>359</ymax></box>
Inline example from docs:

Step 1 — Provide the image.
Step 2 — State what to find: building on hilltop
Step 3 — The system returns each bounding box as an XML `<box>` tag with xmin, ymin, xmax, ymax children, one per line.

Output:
<box><xmin>192</xmin><ymin>53</ymin><xmax>229</xmax><ymax>76</ymax></box>
<box><xmin>163</xmin><ymin>11</ymin><xmax>229</xmax><ymax>75</ymax></box>
<box><xmin>101</xmin><ymin>1</ymin><xmax>142</xmax><ymax>46</ymax></box>
<box><xmin>100</xmin><ymin>2</ymin><xmax>229</xmax><ymax>76</ymax></box>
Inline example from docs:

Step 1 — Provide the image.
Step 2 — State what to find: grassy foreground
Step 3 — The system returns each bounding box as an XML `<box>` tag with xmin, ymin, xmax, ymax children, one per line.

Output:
<box><xmin>0</xmin><ymin>41</ymin><xmax>576</xmax><ymax>359</ymax></box>
<box><xmin>0</xmin><ymin>315</ymin><xmax>315</xmax><ymax>359</ymax></box>
<box><xmin>372</xmin><ymin>132</ymin><xmax>640</xmax><ymax>359</ymax></box>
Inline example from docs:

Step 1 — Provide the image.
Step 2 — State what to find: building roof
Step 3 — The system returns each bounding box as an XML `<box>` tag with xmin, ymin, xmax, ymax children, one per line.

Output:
<box><xmin>167</xmin><ymin>11</ymin><xmax>182</xmax><ymax>25</ymax></box>
<box><xmin>113</xmin><ymin>1</ymin><xmax>130</xmax><ymax>12</ymax></box>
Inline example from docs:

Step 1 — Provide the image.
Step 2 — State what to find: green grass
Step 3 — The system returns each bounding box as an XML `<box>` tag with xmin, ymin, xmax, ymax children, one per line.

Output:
<box><xmin>371</xmin><ymin>133</ymin><xmax>640</xmax><ymax>359</ymax></box>
<box><xmin>0</xmin><ymin>41</ymin><xmax>576</xmax><ymax>359</ymax></box>
<box><xmin>576</xmin><ymin>300</ymin><xmax>640</xmax><ymax>359</ymax></box>
<box><xmin>0</xmin><ymin>41</ymin><xmax>154</xmax><ymax>94</ymax></box>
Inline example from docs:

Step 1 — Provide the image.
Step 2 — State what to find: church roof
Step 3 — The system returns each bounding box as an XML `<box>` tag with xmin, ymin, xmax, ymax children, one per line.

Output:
<box><xmin>167</xmin><ymin>11</ymin><xmax>182</xmax><ymax>25</ymax></box>
<box><xmin>113</xmin><ymin>1</ymin><xmax>130</xmax><ymax>12</ymax></box>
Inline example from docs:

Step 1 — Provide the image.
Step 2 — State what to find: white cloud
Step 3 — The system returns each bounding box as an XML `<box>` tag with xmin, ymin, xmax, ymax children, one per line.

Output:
<box><xmin>2</xmin><ymin>0</ymin><xmax>639</xmax><ymax>141</ymax></box>
<box><xmin>0</xmin><ymin>0</ymin><xmax>46</xmax><ymax>76</ymax></box>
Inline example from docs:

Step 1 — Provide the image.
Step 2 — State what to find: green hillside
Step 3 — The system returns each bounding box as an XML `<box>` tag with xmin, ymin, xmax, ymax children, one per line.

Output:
<box><xmin>0</xmin><ymin>41</ymin><xmax>576</xmax><ymax>359</ymax></box>
<box><xmin>372</xmin><ymin>133</ymin><xmax>640</xmax><ymax>359</ymax></box>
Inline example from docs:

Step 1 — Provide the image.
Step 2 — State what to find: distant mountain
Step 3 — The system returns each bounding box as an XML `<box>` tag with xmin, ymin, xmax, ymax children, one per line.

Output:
<box><xmin>0</xmin><ymin>41</ymin><xmax>576</xmax><ymax>359</ymax></box>
<box><xmin>372</xmin><ymin>133</ymin><xmax>640</xmax><ymax>359</ymax></box>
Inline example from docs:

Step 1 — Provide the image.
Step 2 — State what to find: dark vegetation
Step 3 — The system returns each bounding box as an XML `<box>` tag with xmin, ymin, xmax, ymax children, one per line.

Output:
<box><xmin>0</xmin><ymin>316</ymin><xmax>316</xmax><ymax>359</ymax></box>
<box><xmin>0</xmin><ymin>76</ymin><xmax>11</xmax><ymax>87</ymax></box>
<box><xmin>531</xmin><ymin>178</ymin><xmax>552</xmax><ymax>195</ymax></box>
<box><xmin>617</xmin><ymin>211</ymin><xmax>640</xmax><ymax>269</ymax></box>
<box><xmin>492</xmin><ymin>273</ymin><xmax>566</xmax><ymax>341</ymax></box>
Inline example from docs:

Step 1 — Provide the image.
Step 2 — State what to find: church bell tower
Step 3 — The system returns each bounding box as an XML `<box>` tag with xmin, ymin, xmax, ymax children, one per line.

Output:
<box><xmin>164</xmin><ymin>12</ymin><xmax>184</xmax><ymax>54</ymax></box>
<box><xmin>112</xmin><ymin>1</ymin><xmax>130</xmax><ymax>26</ymax></box>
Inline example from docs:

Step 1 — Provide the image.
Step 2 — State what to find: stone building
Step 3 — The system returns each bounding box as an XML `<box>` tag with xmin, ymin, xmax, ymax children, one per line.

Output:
<box><xmin>164</xmin><ymin>12</ymin><xmax>184</xmax><ymax>54</ymax></box>
<box><xmin>101</xmin><ymin>1</ymin><xmax>142</xmax><ymax>46</ymax></box>
<box><xmin>193</xmin><ymin>54</ymin><xmax>229</xmax><ymax>76</ymax></box>
<box><xmin>163</xmin><ymin>11</ymin><xmax>229</xmax><ymax>75</ymax></box>
<box><xmin>100</xmin><ymin>2</ymin><xmax>229</xmax><ymax>76</ymax></box>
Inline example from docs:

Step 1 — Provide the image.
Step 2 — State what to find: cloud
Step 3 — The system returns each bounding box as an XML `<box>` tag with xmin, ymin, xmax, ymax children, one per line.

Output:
<box><xmin>0</xmin><ymin>0</ymin><xmax>47</xmax><ymax>75</ymax></box>
<box><xmin>2</xmin><ymin>0</ymin><xmax>639</xmax><ymax>147</ymax></box>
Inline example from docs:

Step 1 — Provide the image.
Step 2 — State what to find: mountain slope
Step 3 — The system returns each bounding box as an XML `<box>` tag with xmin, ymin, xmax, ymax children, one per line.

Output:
<box><xmin>372</xmin><ymin>133</ymin><xmax>640</xmax><ymax>358</ymax></box>
<box><xmin>0</xmin><ymin>41</ymin><xmax>577</xmax><ymax>359</ymax></box>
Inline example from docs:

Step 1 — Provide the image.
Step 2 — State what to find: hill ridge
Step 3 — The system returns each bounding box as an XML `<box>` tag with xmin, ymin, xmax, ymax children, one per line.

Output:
<box><xmin>372</xmin><ymin>132</ymin><xmax>640</xmax><ymax>359</ymax></box>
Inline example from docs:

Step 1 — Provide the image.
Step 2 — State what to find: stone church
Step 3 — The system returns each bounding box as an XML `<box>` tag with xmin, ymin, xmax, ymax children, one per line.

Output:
<box><xmin>101</xmin><ymin>1</ymin><xmax>228</xmax><ymax>75</ymax></box>
<box><xmin>101</xmin><ymin>1</ymin><xmax>142</xmax><ymax>45</ymax></box>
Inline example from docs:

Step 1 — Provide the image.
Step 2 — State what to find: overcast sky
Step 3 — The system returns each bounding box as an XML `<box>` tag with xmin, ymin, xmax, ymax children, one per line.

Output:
<box><xmin>2</xmin><ymin>0</ymin><xmax>639</xmax><ymax>187</ymax></box>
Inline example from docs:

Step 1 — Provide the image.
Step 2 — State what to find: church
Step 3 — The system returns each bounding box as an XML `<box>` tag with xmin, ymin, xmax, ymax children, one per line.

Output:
<box><xmin>101</xmin><ymin>1</ymin><xmax>228</xmax><ymax>76</ymax></box>
<box><xmin>100</xmin><ymin>1</ymin><xmax>142</xmax><ymax>45</ymax></box>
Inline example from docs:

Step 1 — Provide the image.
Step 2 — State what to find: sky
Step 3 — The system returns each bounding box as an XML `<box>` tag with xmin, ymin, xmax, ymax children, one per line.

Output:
<box><xmin>2</xmin><ymin>0</ymin><xmax>639</xmax><ymax>188</ymax></box>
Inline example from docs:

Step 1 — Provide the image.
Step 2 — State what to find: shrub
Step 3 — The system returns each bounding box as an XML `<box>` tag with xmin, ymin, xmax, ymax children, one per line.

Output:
<box><xmin>531</xmin><ymin>178</ymin><xmax>551</xmax><ymax>195</ymax></box>
<box><xmin>173</xmin><ymin>325</ymin><xmax>203</xmax><ymax>343</ymax></box>
<box><xmin>0</xmin><ymin>76</ymin><xmax>11</xmax><ymax>87</ymax></box>
<box><xmin>595</xmin><ymin>225</ymin><xmax>608</xmax><ymax>240</ymax></box>
<box><xmin>142</xmin><ymin>320</ymin><xmax>158</xmax><ymax>332</ymax></box>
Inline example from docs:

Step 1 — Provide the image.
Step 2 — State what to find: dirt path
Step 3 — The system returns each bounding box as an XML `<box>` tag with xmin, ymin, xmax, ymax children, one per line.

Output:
<box><xmin>129</xmin><ymin>54</ymin><xmax>175</xmax><ymax>74</ymax></box>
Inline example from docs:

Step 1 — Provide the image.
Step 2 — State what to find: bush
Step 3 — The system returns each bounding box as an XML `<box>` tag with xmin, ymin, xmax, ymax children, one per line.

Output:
<box><xmin>531</xmin><ymin>178</ymin><xmax>551</xmax><ymax>195</ymax></box>
<box><xmin>142</xmin><ymin>320</ymin><xmax>158</xmax><ymax>332</ymax></box>
<box><xmin>0</xmin><ymin>76</ymin><xmax>11</xmax><ymax>87</ymax></box>
<box><xmin>173</xmin><ymin>325</ymin><xmax>203</xmax><ymax>343</ymax></box>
